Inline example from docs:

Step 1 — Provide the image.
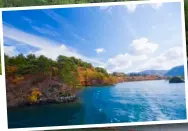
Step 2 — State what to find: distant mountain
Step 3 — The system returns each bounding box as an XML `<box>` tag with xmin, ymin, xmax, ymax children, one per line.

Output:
<box><xmin>139</xmin><ymin>70</ymin><xmax>168</xmax><ymax>76</ymax></box>
<box><xmin>165</xmin><ymin>65</ymin><xmax>184</xmax><ymax>77</ymax></box>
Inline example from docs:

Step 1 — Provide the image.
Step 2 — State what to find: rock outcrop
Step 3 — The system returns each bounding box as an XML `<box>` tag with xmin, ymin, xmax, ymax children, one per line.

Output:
<box><xmin>169</xmin><ymin>77</ymin><xmax>184</xmax><ymax>83</ymax></box>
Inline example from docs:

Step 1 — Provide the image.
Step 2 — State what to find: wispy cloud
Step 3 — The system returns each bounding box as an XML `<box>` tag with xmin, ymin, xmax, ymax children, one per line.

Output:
<box><xmin>32</xmin><ymin>25</ymin><xmax>62</xmax><ymax>37</ymax></box>
<box><xmin>3</xmin><ymin>24</ymin><xmax>104</xmax><ymax>66</ymax></box>
<box><xmin>20</xmin><ymin>16</ymin><xmax>66</xmax><ymax>42</ymax></box>
<box><xmin>95</xmin><ymin>48</ymin><xmax>106</xmax><ymax>54</ymax></box>
<box><xmin>22</xmin><ymin>16</ymin><xmax>33</xmax><ymax>24</ymax></box>
<box><xmin>4</xmin><ymin>46</ymin><xmax>18</xmax><ymax>57</ymax></box>
<box><xmin>43</xmin><ymin>10</ymin><xmax>86</xmax><ymax>42</ymax></box>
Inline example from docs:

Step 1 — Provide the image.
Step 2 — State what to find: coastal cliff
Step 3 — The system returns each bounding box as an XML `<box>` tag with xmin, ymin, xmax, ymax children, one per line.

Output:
<box><xmin>5</xmin><ymin>54</ymin><xmax>165</xmax><ymax>108</ymax></box>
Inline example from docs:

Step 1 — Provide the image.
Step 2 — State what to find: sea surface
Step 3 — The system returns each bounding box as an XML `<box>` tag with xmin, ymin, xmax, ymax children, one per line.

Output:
<box><xmin>8</xmin><ymin>80</ymin><xmax>186</xmax><ymax>128</ymax></box>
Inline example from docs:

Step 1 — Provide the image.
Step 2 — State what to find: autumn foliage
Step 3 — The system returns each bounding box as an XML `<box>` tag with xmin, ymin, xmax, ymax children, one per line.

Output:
<box><xmin>77</xmin><ymin>67</ymin><xmax>116</xmax><ymax>86</ymax></box>
<box><xmin>5</xmin><ymin>54</ymin><xmax>118</xmax><ymax>90</ymax></box>
<box><xmin>6</xmin><ymin>66</ymin><xmax>18</xmax><ymax>75</ymax></box>
<box><xmin>5</xmin><ymin>54</ymin><xmax>165</xmax><ymax>108</ymax></box>
<box><xmin>28</xmin><ymin>88</ymin><xmax>42</xmax><ymax>103</ymax></box>
<box><xmin>5</xmin><ymin>53</ymin><xmax>164</xmax><ymax>89</ymax></box>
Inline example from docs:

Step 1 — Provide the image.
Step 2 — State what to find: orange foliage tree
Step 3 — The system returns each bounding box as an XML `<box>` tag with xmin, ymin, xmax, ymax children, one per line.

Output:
<box><xmin>28</xmin><ymin>88</ymin><xmax>42</xmax><ymax>103</ymax></box>
<box><xmin>6</xmin><ymin>66</ymin><xmax>17</xmax><ymax>76</ymax></box>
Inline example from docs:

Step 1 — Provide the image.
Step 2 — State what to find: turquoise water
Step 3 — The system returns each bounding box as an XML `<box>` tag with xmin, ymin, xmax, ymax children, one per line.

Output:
<box><xmin>8</xmin><ymin>80</ymin><xmax>186</xmax><ymax>128</ymax></box>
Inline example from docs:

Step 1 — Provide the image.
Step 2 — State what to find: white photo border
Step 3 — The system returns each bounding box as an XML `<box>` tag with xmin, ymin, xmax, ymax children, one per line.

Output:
<box><xmin>0</xmin><ymin>0</ymin><xmax>188</xmax><ymax>131</ymax></box>
<box><xmin>0</xmin><ymin>9</ymin><xmax>9</xmax><ymax>131</ymax></box>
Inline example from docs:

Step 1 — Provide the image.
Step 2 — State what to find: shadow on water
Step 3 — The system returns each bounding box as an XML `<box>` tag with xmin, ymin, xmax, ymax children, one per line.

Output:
<box><xmin>8</xmin><ymin>102</ymin><xmax>84</xmax><ymax>128</ymax></box>
<box><xmin>8</xmin><ymin>100</ymin><xmax>109</xmax><ymax>128</ymax></box>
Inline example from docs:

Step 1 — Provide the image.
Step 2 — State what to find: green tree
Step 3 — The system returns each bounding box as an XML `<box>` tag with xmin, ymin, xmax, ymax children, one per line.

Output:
<box><xmin>61</xmin><ymin>60</ymin><xmax>79</xmax><ymax>87</ymax></box>
<box><xmin>95</xmin><ymin>67</ymin><xmax>108</xmax><ymax>75</ymax></box>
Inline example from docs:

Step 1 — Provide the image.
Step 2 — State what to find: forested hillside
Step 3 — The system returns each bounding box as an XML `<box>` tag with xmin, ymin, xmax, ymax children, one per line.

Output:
<box><xmin>5</xmin><ymin>54</ymin><xmax>164</xmax><ymax>107</ymax></box>
<box><xmin>5</xmin><ymin>54</ymin><xmax>118</xmax><ymax>107</ymax></box>
<box><xmin>5</xmin><ymin>54</ymin><xmax>117</xmax><ymax>87</ymax></box>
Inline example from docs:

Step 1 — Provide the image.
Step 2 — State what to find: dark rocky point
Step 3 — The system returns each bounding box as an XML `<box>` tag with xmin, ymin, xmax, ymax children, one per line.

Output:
<box><xmin>169</xmin><ymin>76</ymin><xmax>184</xmax><ymax>83</ymax></box>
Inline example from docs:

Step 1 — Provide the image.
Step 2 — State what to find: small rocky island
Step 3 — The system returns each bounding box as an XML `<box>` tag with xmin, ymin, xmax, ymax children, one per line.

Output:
<box><xmin>169</xmin><ymin>76</ymin><xmax>184</xmax><ymax>83</ymax></box>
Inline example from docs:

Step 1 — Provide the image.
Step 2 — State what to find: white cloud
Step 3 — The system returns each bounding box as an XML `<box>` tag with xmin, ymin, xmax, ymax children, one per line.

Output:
<box><xmin>105</xmin><ymin>38</ymin><xmax>183</xmax><ymax>73</ymax></box>
<box><xmin>151</xmin><ymin>1</ymin><xmax>163</xmax><ymax>10</ymax></box>
<box><xmin>106</xmin><ymin>45</ymin><xmax>184</xmax><ymax>73</ymax></box>
<box><xmin>4</xmin><ymin>46</ymin><xmax>19</xmax><ymax>57</ymax></box>
<box><xmin>95</xmin><ymin>48</ymin><xmax>106</xmax><ymax>54</ymax></box>
<box><xmin>161</xmin><ymin>46</ymin><xmax>184</xmax><ymax>61</ymax></box>
<box><xmin>138</xmin><ymin>46</ymin><xmax>184</xmax><ymax>70</ymax></box>
<box><xmin>107</xmin><ymin>54</ymin><xmax>132</xmax><ymax>73</ymax></box>
<box><xmin>130</xmin><ymin>37</ymin><xmax>158</xmax><ymax>56</ymax></box>
<box><xmin>3</xmin><ymin>24</ymin><xmax>104</xmax><ymax>66</ymax></box>
<box><xmin>106</xmin><ymin>53</ymin><xmax>148</xmax><ymax>73</ymax></box>
<box><xmin>125</xmin><ymin>4</ymin><xmax>137</xmax><ymax>13</ymax></box>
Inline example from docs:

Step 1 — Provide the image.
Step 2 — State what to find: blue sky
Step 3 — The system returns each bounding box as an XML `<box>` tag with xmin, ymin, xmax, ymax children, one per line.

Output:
<box><xmin>3</xmin><ymin>1</ymin><xmax>185</xmax><ymax>73</ymax></box>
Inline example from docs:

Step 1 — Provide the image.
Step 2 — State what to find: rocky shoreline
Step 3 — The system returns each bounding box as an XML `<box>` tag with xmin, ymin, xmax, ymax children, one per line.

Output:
<box><xmin>7</xmin><ymin>95</ymin><xmax>78</xmax><ymax>109</ymax></box>
<box><xmin>6</xmin><ymin>75</ymin><xmax>166</xmax><ymax>109</ymax></box>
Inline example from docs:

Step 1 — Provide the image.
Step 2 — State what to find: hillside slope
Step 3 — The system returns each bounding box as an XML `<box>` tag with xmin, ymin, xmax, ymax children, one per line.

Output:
<box><xmin>165</xmin><ymin>65</ymin><xmax>184</xmax><ymax>77</ymax></box>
